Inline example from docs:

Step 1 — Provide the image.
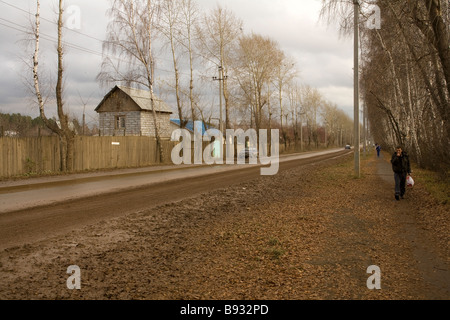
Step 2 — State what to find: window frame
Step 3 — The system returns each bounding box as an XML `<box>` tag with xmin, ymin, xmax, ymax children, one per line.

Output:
<box><xmin>115</xmin><ymin>115</ymin><xmax>126</xmax><ymax>130</ymax></box>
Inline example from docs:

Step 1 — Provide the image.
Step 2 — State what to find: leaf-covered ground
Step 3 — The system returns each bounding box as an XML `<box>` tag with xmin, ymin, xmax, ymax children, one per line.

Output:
<box><xmin>0</xmin><ymin>152</ymin><xmax>448</xmax><ymax>300</ymax></box>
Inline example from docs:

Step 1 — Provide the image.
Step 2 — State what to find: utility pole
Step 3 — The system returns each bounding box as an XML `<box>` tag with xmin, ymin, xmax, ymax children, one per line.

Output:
<box><xmin>300</xmin><ymin>115</ymin><xmax>303</xmax><ymax>151</ymax></box>
<box><xmin>298</xmin><ymin>109</ymin><xmax>306</xmax><ymax>151</ymax></box>
<box><xmin>354</xmin><ymin>0</ymin><xmax>360</xmax><ymax>177</ymax></box>
<box><xmin>82</xmin><ymin>105</ymin><xmax>86</xmax><ymax>136</ymax></box>
<box><xmin>213</xmin><ymin>66</ymin><xmax>227</xmax><ymax>133</ymax></box>
<box><xmin>78</xmin><ymin>90</ymin><xmax>92</xmax><ymax>136</ymax></box>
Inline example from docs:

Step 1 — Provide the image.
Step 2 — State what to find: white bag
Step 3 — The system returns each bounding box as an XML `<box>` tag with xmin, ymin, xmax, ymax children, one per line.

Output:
<box><xmin>407</xmin><ymin>175</ymin><xmax>414</xmax><ymax>187</ymax></box>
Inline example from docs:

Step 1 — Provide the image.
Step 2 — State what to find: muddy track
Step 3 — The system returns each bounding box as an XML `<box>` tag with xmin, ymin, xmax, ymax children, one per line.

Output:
<box><xmin>0</xmin><ymin>150</ymin><xmax>351</xmax><ymax>250</ymax></box>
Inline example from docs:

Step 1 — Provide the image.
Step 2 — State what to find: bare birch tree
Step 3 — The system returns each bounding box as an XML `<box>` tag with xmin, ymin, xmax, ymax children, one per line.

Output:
<box><xmin>179</xmin><ymin>0</ymin><xmax>200</xmax><ymax>122</ymax></box>
<box><xmin>236</xmin><ymin>33</ymin><xmax>283</xmax><ymax>132</ymax></box>
<box><xmin>273</xmin><ymin>54</ymin><xmax>297</xmax><ymax>149</ymax></box>
<box><xmin>196</xmin><ymin>5</ymin><xmax>243</xmax><ymax>129</ymax></box>
<box><xmin>98</xmin><ymin>0</ymin><xmax>165</xmax><ymax>162</ymax></box>
<box><xmin>300</xmin><ymin>85</ymin><xmax>323</xmax><ymax>148</ymax></box>
<box><xmin>159</xmin><ymin>0</ymin><xmax>185</xmax><ymax>127</ymax></box>
<box><xmin>32</xmin><ymin>0</ymin><xmax>75</xmax><ymax>171</ymax></box>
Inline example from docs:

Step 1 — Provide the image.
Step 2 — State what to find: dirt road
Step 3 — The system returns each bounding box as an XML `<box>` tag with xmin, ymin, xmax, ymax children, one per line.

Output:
<box><xmin>0</xmin><ymin>149</ymin><xmax>349</xmax><ymax>251</ymax></box>
<box><xmin>0</xmin><ymin>150</ymin><xmax>448</xmax><ymax>300</ymax></box>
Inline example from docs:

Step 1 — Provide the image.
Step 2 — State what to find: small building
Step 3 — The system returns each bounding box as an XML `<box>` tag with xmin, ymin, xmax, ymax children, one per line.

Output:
<box><xmin>95</xmin><ymin>85</ymin><xmax>173</xmax><ymax>137</ymax></box>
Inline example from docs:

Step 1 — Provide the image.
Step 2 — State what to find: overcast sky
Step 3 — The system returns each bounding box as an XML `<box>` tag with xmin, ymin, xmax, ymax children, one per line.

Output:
<box><xmin>0</xmin><ymin>0</ymin><xmax>353</xmax><ymax>127</ymax></box>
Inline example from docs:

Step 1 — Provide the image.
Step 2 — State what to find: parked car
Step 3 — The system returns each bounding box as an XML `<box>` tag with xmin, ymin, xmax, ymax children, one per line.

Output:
<box><xmin>238</xmin><ymin>147</ymin><xmax>258</xmax><ymax>159</ymax></box>
<box><xmin>345</xmin><ymin>144</ymin><xmax>351</xmax><ymax>149</ymax></box>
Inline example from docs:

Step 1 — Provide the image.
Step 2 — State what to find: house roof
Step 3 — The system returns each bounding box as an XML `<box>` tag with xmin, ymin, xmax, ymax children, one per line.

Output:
<box><xmin>95</xmin><ymin>85</ymin><xmax>173</xmax><ymax>113</ymax></box>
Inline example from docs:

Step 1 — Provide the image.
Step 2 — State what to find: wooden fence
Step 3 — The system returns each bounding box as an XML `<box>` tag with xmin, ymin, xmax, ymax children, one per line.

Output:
<box><xmin>0</xmin><ymin>136</ymin><xmax>176</xmax><ymax>178</ymax></box>
<box><xmin>0</xmin><ymin>136</ymin><xmax>313</xmax><ymax>178</ymax></box>
<box><xmin>0</xmin><ymin>136</ymin><xmax>60</xmax><ymax>177</ymax></box>
<box><xmin>72</xmin><ymin>136</ymin><xmax>175</xmax><ymax>171</ymax></box>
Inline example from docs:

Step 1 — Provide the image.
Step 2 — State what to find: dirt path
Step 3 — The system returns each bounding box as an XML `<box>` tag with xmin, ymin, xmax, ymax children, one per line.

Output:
<box><xmin>0</xmin><ymin>152</ymin><xmax>448</xmax><ymax>300</ymax></box>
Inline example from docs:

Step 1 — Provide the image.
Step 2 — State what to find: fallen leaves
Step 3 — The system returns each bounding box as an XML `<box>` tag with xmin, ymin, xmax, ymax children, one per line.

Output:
<box><xmin>0</xmin><ymin>154</ymin><xmax>448</xmax><ymax>299</ymax></box>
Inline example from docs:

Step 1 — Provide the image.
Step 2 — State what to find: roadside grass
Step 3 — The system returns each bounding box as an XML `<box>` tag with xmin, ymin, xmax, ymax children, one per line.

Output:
<box><xmin>264</xmin><ymin>247</ymin><xmax>286</xmax><ymax>261</ymax></box>
<box><xmin>413</xmin><ymin>168</ymin><xmax>449</xmax><ymax>206</ymax></box>
<box><xmin>264</xmin><ymin>238</ymin><xmax>285</xmax><ymax>261</ymax></box>
<box><xmin>315</xmin><ymin>153</ymin><xmax>366</xmax><ymax>185</ymax></box>
<box><xmin>279</xmin><ymin>144</ymin><xmax>330</xmax><ymax>156</ymax></box>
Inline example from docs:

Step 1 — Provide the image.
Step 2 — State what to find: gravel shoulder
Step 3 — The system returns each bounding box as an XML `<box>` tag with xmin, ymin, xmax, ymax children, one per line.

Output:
<box><xmin>0</xmin><ymin>152</ymin><xmax>448</xmax><ymax>300</ymax></box>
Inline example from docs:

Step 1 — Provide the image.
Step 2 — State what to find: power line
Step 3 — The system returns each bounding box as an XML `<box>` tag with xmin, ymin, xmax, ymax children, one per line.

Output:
<box><xmin>0</xmin><ymin>0</ymin><xmax>104</xmax><ymax>43</ymax></box>
<box><xmin>0</xmin><ymin>0</ymin><xmax>197</xmax><ymax>78</ymax></box>
<box><xmin>0</xmin><ymin>21</ymin><xmax>26</xmax><ymax>34</ymax></box>
<box><xmin>0</xmin><ymin>16</ymin><xmax>27</xmax><ymax>32</ymax></box>
<box><xmin>0</xmin><ymin>0</ymin><xmax>189</xmax><ymax>69</ymax></box>
<box><xmin>0</xmin><ymin>16</ymin><xmax>184</xmax><ymax>76</ymax></box>
<box><xmin>0</xmin><ymin>17</ymin><xmax>103</xmax><ymax>58</ymax></box>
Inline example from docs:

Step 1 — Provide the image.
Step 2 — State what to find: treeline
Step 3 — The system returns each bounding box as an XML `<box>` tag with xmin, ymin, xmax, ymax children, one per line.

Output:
<box><xmin>0</xmin><ymin>113</ymin><xmax>98</xmax><ymax>137</ymax></box>
<box><xmin>97</xmin><ymin>0</ymin><xmax>354</xmax><ymax>150</ymax></box>
<box><xmin>361</xmin><ymin>0</ymin><xmax>449</xmax><ymax>173</ymax></box>
<box><xmin>321</xmin><ymin>0</ymin><xmax>449</xmax><ymax>173</ymax></box>
<box><xmin>0</xmin><ymin>113</ymin><xmax>50</xmax><ymax>137</ymax></box>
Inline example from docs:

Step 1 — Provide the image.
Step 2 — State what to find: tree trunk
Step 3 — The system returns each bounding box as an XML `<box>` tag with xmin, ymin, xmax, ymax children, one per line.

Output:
<box><xmin>425</xmin><ymin>0</ymin><xmax>450</xmax><ymax>96</ymax></box>
<box><xmin>56</xmin><ymin>0</ymin><xmax>74</xmax><ymax>171</ymax></box>
<box><xmin>34</xmin><ymin>0</ymin><xmax>73</xmax><ymax>172</ymax></box>
<box><xmin>148</xmin><ymin>1</ymin><xmax>164</xmax><ymax>163</ymax></box>
<box><xmin>188</xmin><ymin>36</ymin><xmax>196</xmax><ymax>122</ymax></box>
<box><xmin>222</xmin><ymin>69</ymin><xmax>231</xmax><ymax>130</ymax></box>
<box><xmin>425</xmin><ymin>0</ymin><xmax>450</xmax><ymax>139</ymax></box>
<box><xmin>33</xmin><ymin>0</ymin><xmax>60</xmax><ymax>135</ymax></box>
<box><xmin>166</xmin><ymin>1</ymin><xmax>184</xmax><ymax>128</ymax></box>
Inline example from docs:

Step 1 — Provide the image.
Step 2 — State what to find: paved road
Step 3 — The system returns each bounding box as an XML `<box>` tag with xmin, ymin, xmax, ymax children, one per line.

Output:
<box><xmin>0</xmin><ymin>148</ymin><xmax>346</xmax><ymax>213</ymax></box>
<box><xmin>0</xmin><ymin>149</ymin><xmax>351</xmax><ymax>250</ymax></box>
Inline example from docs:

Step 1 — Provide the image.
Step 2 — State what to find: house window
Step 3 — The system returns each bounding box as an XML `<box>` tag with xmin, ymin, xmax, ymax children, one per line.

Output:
<box><xmin>115</xmin><ymin>115</ymin><xmax>126</xmax><ymax>130</ymax></box>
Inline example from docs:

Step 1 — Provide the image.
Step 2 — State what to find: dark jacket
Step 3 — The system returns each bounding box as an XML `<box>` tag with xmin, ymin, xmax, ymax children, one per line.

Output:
<box><xmin>391</xmin><ymin>152</ymin><xmax>411</xmax><ymax>174</ymax></box>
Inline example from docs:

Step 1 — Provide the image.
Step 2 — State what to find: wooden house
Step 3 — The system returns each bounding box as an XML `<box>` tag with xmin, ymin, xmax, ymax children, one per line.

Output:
<box><xmin>95</xmin><ymin>85</ymin><xmax>173</xmax><ymax>137</ymax></box>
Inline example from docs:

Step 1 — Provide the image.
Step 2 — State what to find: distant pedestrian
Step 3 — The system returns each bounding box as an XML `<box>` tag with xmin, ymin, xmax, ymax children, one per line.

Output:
<box><xmin>390</xmin><ymin>146</ymin><xmax>411</xmax><ymax>201</ymax></box>
<box><xmin>375</xmin><ymin>144</ymin><xmax>381</xmax><ymax>158</ymax></box>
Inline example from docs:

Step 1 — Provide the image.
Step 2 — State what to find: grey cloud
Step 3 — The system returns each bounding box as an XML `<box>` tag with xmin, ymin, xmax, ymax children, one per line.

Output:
<box><xmin>0</xmin><ymin>0</ymin><xmax>354</xmax><ymax>120</ymax></box>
